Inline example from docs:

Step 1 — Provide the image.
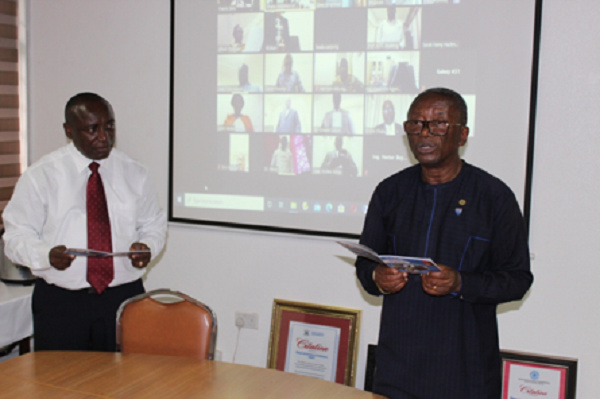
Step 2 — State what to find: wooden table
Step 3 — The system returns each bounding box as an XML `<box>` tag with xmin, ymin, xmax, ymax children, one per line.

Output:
<box><xmin>0</xmin><ymin>351</ymin><xmax>386</xmax><ymax>398</ymax></box>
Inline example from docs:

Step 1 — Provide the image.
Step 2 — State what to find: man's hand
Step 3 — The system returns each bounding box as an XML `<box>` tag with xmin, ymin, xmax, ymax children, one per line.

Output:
<box><xmin>49</xmin><ymin>245</ymin><xmax>75</xmax><ymax>270</ymax></box>
<box><xmin>421</xmin><ymin>264</ymin><xmax>461</xmax><ymax>296</ymax></box>
<box><xmin>129</xmin><ymin>242</ymin><xmax>151</xmax><ymax>269</ymax></box>
<box><xmin>373</xmin><ymin>264</ymin><xmax>408</xmax><ymax>294</ymax></box>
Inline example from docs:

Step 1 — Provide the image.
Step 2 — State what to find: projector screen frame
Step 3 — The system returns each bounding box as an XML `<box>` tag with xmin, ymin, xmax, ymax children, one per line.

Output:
<box><xmin>168</xmin><ymin>0</ymin><xmax>543</xmax><ymax>239</ymax></box>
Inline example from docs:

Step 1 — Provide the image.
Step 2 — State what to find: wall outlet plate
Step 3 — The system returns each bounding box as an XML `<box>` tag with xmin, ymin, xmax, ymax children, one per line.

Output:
<box><xmin>235</xmin><ymin>312</ymin><xmax>259</xmax><ymax>329</ymax></box>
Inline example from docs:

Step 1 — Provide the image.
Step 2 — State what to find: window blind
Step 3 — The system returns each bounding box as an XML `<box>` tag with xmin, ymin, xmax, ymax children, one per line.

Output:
<box><xmin>0</xmin><ymin>0</ymin><xmax>20</xmax><ymax>228</ymax></box>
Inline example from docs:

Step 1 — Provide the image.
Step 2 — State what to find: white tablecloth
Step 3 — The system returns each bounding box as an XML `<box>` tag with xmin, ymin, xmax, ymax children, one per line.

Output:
<box><xmin>0</xmin><ymin>281</ymin><xmax>33</xmax><ymax>347</ymax></box>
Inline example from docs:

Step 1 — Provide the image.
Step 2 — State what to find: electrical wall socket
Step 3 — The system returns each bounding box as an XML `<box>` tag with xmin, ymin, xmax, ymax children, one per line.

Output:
<box><xmin>235</xmin><ymin>312</ymin><xmax>259</xmax><ymax>329</ymax></box>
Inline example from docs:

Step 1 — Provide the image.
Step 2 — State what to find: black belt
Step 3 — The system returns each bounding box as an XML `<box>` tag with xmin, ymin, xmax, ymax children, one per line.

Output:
<box><xmin>36</xmin><ymin>279</ymin><xmax>141</xmax><ymax>295</ymax></box>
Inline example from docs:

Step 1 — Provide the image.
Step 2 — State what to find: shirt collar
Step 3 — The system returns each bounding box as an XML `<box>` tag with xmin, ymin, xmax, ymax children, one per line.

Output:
<box><xmin>67</xmin><ymin>142</ymin><xmax>110</xmax><ymax>174</ymax></box>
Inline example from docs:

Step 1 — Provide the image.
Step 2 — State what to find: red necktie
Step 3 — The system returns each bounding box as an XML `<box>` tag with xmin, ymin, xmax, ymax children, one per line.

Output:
<box><xmin>87</xmin><ymin>162</ymin><xmax>114</xmax><ymax>294</ymax></box>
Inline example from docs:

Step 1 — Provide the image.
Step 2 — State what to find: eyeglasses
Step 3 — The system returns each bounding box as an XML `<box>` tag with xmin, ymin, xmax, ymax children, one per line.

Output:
<box><xmin>403</xmin><ymin>120</ymin><xmax>463</xmax><ymax>137</ymax></box>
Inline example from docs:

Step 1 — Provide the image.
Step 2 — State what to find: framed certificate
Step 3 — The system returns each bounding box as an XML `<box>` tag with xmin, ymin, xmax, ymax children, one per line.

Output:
<box><xmin>501</xmin><ymin>350</ymin><xmax>577</xmax><ymax>399</ymax></box>
<box><xmin>267</xmin><ymin>299</ymin><xmax>361</xmax><ymax>386</ymax></box>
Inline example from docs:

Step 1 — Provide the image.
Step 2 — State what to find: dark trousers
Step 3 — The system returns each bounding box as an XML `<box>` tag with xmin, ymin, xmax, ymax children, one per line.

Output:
<box><xmin>32</xmin><ymin>278</ymin><xmax>144</xmax><ymax>352</ymax></box>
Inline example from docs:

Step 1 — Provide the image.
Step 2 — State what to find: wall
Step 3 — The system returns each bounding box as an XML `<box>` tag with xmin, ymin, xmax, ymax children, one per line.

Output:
<box><xmin>26</xmin><ymin>0</ymin><xmax>600</xmax><ymax>396</ymax></box>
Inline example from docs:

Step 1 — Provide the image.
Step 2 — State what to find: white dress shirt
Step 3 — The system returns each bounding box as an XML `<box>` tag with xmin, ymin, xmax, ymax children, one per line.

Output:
<box><xmin>384</xmin><ymin>123</ymin><xmax>396</xmax><ymax>136</ymax></box>
<box><xmin>3</xmin><ymin>143</ymin><xmax>167</xmax><ymax>290</ymax></box>
<box><xmin>376</xmin><ymin>19</ymin><xmax>405</xmax><ymax>46</ymax></box>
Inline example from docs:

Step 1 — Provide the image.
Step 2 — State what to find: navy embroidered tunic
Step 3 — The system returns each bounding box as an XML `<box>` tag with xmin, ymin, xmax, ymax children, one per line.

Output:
<box><xmin>356</xmin><ymin>162</ymin><xmax>533</xmax><ymax>399</ymax></box>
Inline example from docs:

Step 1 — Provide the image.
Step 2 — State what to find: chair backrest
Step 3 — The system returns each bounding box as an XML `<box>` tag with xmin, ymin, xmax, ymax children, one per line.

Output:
<box><xmin>116</xmin><ymin>289</ymin><xmax>217</xmax><ymax>360</ymax></box>
<box><xmin>364</xmin><ymin>344</ymin><xmax>377</xmax><ymax>392</ymax></box>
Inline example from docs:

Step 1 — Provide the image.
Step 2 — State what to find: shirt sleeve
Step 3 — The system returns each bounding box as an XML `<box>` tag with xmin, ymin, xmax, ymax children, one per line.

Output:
<box><xmin>3</xmin><ymin>171</ymin><xmax>54</xmax><ymax>271</ymax></box>
<box><xmin>458</xmin><ymin>190</ymin><xmax>533</xmax><ymax>304</ymax></box>
<box><xmin>355</xmin><ymin>186</ymin><xmax>387</xmax><ymax>296</ymax></box>
<box><xmin>134</xmin><ymin>173</ymin><xmax>167</xmax><ymax>261</ymax></box>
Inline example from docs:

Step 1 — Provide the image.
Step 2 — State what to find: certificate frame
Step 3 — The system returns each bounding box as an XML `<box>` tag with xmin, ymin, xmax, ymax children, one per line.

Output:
<box><xmin>267</xmin><ymin>299</ymin><xmax>361</xmax><ymax>386</ymax></box>
<box><xmin>501</xmin><ymin>350</ymin><xmax>577</xmax><ymax>399</ymax></box>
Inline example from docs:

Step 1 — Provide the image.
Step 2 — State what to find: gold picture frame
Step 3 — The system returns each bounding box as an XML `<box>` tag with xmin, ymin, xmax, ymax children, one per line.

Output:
<box><xmin>267</xmin><ymin>299</ymin><xmax>361</xmax><ymax>386</ymax></box>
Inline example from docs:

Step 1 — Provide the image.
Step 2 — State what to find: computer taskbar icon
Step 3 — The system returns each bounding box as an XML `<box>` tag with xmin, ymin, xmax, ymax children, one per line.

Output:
<box><xmin>265</xmin><ymin>198</ymin><xmax>367</xmax><ymax>215</ymax></box>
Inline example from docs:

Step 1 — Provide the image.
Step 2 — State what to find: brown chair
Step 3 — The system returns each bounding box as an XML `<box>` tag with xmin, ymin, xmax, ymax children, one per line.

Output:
<box><xmin>116</xmin><ymin>288</ymin><xmax>217</xmax><ymax>360</ymax></box>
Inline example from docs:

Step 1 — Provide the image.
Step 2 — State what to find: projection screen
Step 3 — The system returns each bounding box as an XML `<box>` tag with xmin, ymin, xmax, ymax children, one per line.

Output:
<box><xmin>170</xmin><ymin>0</ymin><xmax>540</xmax><ymax>238</ymax></box>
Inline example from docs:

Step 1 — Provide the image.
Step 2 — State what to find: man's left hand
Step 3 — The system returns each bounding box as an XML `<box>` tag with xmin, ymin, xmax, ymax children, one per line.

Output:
<box><xmin>421</xmin><ymin>264</ymin><xmax>461</xmax><ymax>296</ymax></box>
<box><xmin>129</xmin><ymin>242</ymin><xmax>151</xmax><ymax>269</ymax></box>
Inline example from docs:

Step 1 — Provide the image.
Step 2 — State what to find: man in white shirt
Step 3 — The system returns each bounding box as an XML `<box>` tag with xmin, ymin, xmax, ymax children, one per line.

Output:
<box><xmin>374</xmin><ymin>100</ymin><xmax>403</xmax><ymax>135</ymax></box>
<box><xmin>270</xmin><ymin>135</ymin><xmax>294</xmax><ymax>174</ymax></box>
<box><xmin>320</xmin><ymin>93</ymin><xmax>356</xmax><ymax>134</ymax></box>
<box><xmin>375</xmin><ymin>7</ymin><xmax>405</xmax><ymax>48</ymax></box>
<box><xmin>3</xmin><ymin>92</ymin><xmax>167</xmax><ymax>351</ymax></box>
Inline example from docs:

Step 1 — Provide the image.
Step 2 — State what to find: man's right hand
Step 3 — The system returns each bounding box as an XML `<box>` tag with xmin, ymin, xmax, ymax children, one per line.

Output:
<box><xmin>373</xmin><ymin>264</ymin><xmax>408</xmax><ymax>294</ymax></box>
<box><xmin>49</xmin><ymin>245</ymin><xmax>75</xmax><ymax>270</ymax></box>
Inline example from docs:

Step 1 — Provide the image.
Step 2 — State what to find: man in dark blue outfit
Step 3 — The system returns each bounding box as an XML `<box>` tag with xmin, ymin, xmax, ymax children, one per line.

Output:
<box><xmin>356</xmin><ymin>88</ymin><xmax>533</xmax><ymax>398</ymax></box>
